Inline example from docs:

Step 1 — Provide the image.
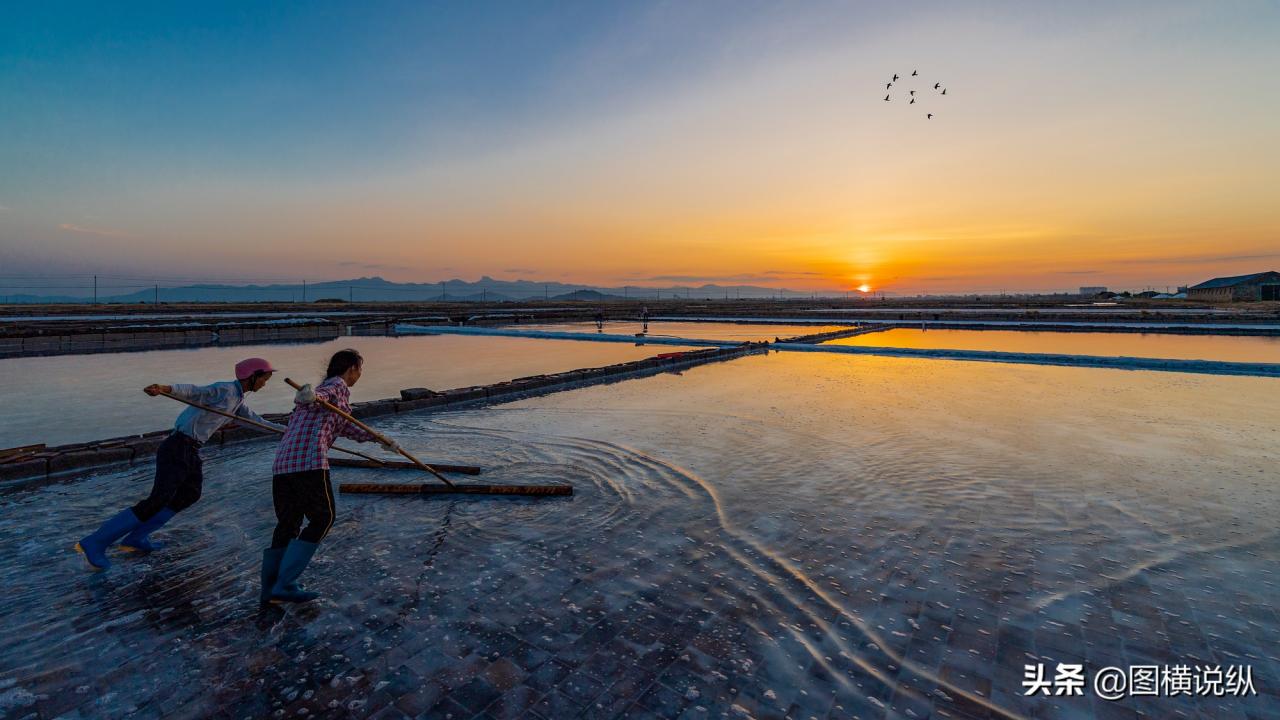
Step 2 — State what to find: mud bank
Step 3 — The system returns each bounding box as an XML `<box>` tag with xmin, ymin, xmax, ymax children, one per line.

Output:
<box><xmin>0</xmin><ymin>320</ymin><xmax>343</xmax><ymax>358</ymax></box>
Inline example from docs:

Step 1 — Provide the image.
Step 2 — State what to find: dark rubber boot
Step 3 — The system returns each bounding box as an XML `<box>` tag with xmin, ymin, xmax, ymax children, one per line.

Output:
<box><xmin>269</xmin><ymin>540</ymin><xmax>320</xmax><ymax>603</ymax></box>
<box><xmin>120</xmin><ymin>508</ymin><xmax>177</xmax><ymax>553</ymax></box>
<box><xmin>260</xmin><ymin>548</ymin><xmax>285</xmax><ymax>604</ymax></box>
<box><xmin>74</xmin><ymin>508</ymin><xmax>142</xmax><ymax>570</ymax></box>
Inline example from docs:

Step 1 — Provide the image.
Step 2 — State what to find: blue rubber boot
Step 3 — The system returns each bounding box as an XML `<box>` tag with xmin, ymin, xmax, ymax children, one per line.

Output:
<box><xmin>119</xmin><ymin>508</ymin><xmax>177</xmax><ymax>553</ymax></box>
<box><xmin>260</xmin><ymin>548</ymin><xmax>285</xmax><ymax>605</ymax></box>
<box><xmin>269</xmin><ymin>540</ymin><xmax>320</xmax><ymax>603</ymax></box>
<box><xmin>74</xmin><ymin>508</ymin><xmax>142</xmax><ymax>570</ymax></box>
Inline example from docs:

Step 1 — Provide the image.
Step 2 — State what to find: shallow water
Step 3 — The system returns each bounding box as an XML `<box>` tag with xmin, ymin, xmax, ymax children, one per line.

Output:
<box><xmin>0</xmin><ymin>335</ymin><xmax>698</xmax><ymax>448</ymax></box>
<box><xmin>803</xmin><ymin>307</ymin><xmax>1236</xmax><ymax>315</ymax></box>
<box><xmin>511</xmin><ymin>321</ymin><xmax>848</xmax><ymax>342</ymax></box>
<box><xmin>829</xmin><ymin>328</ymin><xmax>1280</xmax><ymax>363</ymax></box>
<box><xmin>0</xmin><ymin>353</ymin><xmax>1276</xmax><ymax>719</ymax></box>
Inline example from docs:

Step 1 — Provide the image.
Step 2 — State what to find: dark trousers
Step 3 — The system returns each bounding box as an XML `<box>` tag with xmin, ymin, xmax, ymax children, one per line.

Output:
<box><xmin>132</xmin><ymin>432</ymin><xmax>203</xmax><ymax>521</ymax></box>
<box><xmin>271</xmin><ymin>470</ymin><xmax>335</xmax><ymax>548</ymax></box>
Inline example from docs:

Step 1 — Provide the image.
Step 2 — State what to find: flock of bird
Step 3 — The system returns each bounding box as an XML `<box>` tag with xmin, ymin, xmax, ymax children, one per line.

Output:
<box><xmin>883</xmin><ymin>69</ymin><xmax>946</xmax><ymax>119</ymax></box>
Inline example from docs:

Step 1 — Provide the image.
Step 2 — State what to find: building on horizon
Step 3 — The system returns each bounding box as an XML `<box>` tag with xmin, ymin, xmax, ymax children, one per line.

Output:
<box><xmin>1186</xmin><ymin>271</ymin><xmax>1280</xmax><ymax>302</ymax></box>
<box><xmin>1079</xmin><ymin>286</ymin><xmax>1108</xmax><ymax>296</ymax></box>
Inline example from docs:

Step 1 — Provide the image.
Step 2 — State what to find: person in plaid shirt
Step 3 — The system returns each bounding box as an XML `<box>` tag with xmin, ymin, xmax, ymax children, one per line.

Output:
<box><xmin>262</xmin><ymin>348</ymin><xmax>393</xmax><ymax>603</ymax></box>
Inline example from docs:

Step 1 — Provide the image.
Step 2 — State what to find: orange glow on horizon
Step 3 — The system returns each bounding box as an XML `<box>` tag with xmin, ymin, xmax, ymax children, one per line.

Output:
<box><xmin>9</xmin><ymin>4</ymin><xmax>1277</xmax><ymax>295</ymax></box>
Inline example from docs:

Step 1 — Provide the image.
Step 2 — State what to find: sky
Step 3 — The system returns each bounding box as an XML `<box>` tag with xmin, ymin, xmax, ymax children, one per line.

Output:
<box><xmin>2</xmin><ymin>0</ymin><xmax>1278</xmax><ymax>295</ymax></box>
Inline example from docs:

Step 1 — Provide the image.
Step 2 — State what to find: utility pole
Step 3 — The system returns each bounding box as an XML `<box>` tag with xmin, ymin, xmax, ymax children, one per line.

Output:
<box><xmin>155</xmin><ymin>284</ymin><xmax>159</xmax><ymax>305</ymax></box>
<box><xmin>349</xmin><ymin>285</ymin><xmax>353</xmax><ymax>303</ymax></box>
<box><xmin>545</xmin><ymin>284</ymin><xmax>549</xmax><ymax>300</ymax></box>
<box><xmin>302</xmin><ymin>280</ymin><xmax>307</xmax><ymax>302</ymax></box>
<box><xmin>441</xmin><ymin>281</ymin><xmax>446</xmax><ymax>301</ymax></box>
<box><xmin>93</xmin><ymin>275</ymin><xmax>97</xmax><ymax>304</ymax></box>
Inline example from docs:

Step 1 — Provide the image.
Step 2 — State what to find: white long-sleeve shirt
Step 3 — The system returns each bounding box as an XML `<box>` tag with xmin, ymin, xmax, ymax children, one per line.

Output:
<box><xmin>169</xmin><ymin>380</ymin><xmax>285</xmax><ymax>443</ymax></box>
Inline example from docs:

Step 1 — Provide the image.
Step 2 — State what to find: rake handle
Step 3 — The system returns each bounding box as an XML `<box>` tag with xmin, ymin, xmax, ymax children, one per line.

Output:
<box><xmin>157</xmin><ymin>390</ymin><xmax>389</xmax><ymax>466</ymax></box>
<box><xmin>284</xmin><ymin>378</ymin><xmax>455</xmax><ymax>487</ymax></box>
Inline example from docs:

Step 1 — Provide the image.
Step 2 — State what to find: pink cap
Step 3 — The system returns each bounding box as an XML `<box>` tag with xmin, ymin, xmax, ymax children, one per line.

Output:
<box><xmin>235</xmin><ymin>357</ymin><xmax>277</xmax><ymax>380</ymax></box>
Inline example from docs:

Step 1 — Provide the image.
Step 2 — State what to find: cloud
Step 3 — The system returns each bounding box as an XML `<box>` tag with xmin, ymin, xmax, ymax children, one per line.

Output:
<box><xmin>627</xmin><ymin>271</ymin><xmax>829</xmax><ymax>283</ymax></box>
<box><xmin>58</xmin><ymin>223</ymin><xmax>135</xmax><ymax>239</ymax></box>
<box><xmin>503</xmin><ymin>267</ymin><xmax>539</xmax><ymax>274</ymax></box>
<box><xmin>1113</xmin><ymin>252</ymin><xmax>1280</xmax><ymax>265</ymax></box>
<box><xmin>337</xmin><ymin>261</ymin><xmax>412</xmax><ymax>271</ymax></box>
<box><xmin>1053</xmin><ymin>270</ymin><xmax>1100</xmax><ymax>275</ymax></box>
<box><xmin>632</xmin><ymin>274</ymin><xmax>762</xmax><ymax>283</ymax></box>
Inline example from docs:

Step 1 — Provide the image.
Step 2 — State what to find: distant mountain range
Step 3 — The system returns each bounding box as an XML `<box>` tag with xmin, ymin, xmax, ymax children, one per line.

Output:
<box><xmin>1</xmin><ymin>276</ymin><xmax>846</xmax><ymax>304</ymax></box>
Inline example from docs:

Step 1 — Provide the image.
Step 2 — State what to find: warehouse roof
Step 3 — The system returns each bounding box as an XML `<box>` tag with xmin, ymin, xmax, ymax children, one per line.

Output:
<box><xmin>1189</xmin><ymin>271</ymin><xmax>1280</xmax><ymax>290</ymax></box>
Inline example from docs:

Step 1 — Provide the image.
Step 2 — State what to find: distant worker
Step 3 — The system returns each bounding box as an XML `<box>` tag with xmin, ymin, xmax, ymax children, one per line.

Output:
<box><xmin>75</xmin><ymin>358</ymin><xmax>283</xmax><ymax>570</ymax></box>
<box><xmin>262</xmin><ymin>349</ymin><xmax>391</xmax><ymax>603</ymax></box>
<box><xmin>640</xmin><ymin>305</ymin><xmax>650</xmax><ymax>334</ymax></box>
<box><xmin>594</xmin><ymin>310</ymin><xmax>605</xmax><ymax>332</ymax></box>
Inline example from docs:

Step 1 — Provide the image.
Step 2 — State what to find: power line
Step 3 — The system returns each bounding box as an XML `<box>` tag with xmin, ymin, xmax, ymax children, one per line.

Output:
<box><xmin>0</xmin><ymin>274</ymin><xmax>302</xmax><ymax>283</ymax></box>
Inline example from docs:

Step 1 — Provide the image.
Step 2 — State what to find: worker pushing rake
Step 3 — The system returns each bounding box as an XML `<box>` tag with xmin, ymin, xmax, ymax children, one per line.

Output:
<box><xmin>261</xmin><ymin>349</ymin><xmax>389</xmax><ymax>603</ymax></box>
<box><xmin>262</xmin><ymin>350</ymin><xmax>568</xmax><ymax>604</ymax></box>
<box><xmin>73</xmin><ymin>347</ymin><xmax>569</xmax><ymax>603</ymax></box>
<box><xmin>75</xmin><ymin>357</ymin><xmax>285</xmax><ymax>570</ymax></box>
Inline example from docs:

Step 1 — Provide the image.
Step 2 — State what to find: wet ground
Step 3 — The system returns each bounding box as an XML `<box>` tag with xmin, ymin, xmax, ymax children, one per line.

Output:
<box><xmin>827</xmin><ymin>329</ymin><xmax>1280</xmax><ymax>364</ymax></box>
<box><xmin>1</xmin><ymin>352</ymin><xmax>1277</xmax><ymax>719</ymax></box>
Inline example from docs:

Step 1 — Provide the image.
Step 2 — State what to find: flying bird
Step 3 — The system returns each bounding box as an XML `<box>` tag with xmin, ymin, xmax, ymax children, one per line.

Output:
<box><xmin>884</xmin><ymin>94</ymin><xmax>890</xmax><ymax>101</ymax></box>
<box><xmin>927</xmin><ymin>113</ymin><xmax>933</xmax><ymax>119</ymax></box>
<box><xmin>909</xmin><ymin>90</ymin><xmax>915</xmax><ymax>96</ymax></box>
<box><xmin>910</xmin><ymin>98</ymin><xmax>916</xmax><ymax>104</ymax></box>
<box><xmin>886</xmin><ymin>82</ymin><xmax>892</xmax><ymax>89</ymax></box>
<box><xmin>911</xmin><ymin>69</ymin><xmax>918</xmax><ymax>76</ymax></box>
<box><xmin>941</xmin><ymin>88</ymin><xmax>947</xmax><ymax>95</ymax></box>
<box><xmin>892</xmin><ymin>74</ymin><xmax>899</xmax><ymax>81</ymax></box>
<box><xmin>934</xmin><ymin>83</ymin><xmax>941</xmax><ymax>89</ymax></box>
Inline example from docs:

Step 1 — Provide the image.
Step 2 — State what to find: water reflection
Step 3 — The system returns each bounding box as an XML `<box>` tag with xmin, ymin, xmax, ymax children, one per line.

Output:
<box><xmin>1</xmin><ymin>352</ymin><xmax>1273</xmax><ymax>718</ymax></box>
<box><xmin>512</xmin><ymin>321</ymin><xmax>847</xmax><ymax>342</ymax></box>
<box><xmin>829</xmin><ymin>328</ymin><xmax>1280</xmax><ymax>363</ymax></box>
<box><xmin>0</xmin><ymin>335</ymin><xmax>699</xmax><ymax>447</ymax></box>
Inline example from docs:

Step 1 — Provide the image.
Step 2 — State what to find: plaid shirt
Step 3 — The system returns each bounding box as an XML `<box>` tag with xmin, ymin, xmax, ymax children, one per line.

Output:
<box><xmin>273</xmin><ymin>376</ymin><xmax>377</xmax><ymax>475</ymax></box>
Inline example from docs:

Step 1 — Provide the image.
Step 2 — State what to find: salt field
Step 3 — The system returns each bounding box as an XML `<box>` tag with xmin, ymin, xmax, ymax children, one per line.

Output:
<box><xmin>2</xmin><ymin>351</ymin><xmax>1275</xmax><ymax>718</ymax></box>
<box><xmin>0</xmin><ymin>335</ymin><xmax>699</xmax><ymax>448</ymax></box>
<box><xmin>8</xmin><ymin>2</ymin><xmax>1280</xmax><ymax>718</ymax></box>
<box><xmin>827</xmin><ymin>328</ymin><xmax>1280</xmax><ymax>363</ymax></box>
<box><xmin>510</xmin><ymin>322</ymin><xmax>849</xmax><ymax>342</ymax></box>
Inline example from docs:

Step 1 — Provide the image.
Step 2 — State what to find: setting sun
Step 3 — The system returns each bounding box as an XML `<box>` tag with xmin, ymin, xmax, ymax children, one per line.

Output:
<box><xmin>858</xmin><ymin>284</ymin><xmax>871</xmax><ymax>293</ymax></box>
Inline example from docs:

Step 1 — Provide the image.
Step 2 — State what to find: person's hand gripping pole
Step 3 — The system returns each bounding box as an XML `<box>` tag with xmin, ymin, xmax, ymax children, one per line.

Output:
<box><xmin>284</xmin><ymin>377</ymin><xmax>455</xmax><ymax>487</ymax></box>
<box><xmin>151</xmin><ymin>386</ymin><xmax>392</xmax><ymax>467</ymax></box>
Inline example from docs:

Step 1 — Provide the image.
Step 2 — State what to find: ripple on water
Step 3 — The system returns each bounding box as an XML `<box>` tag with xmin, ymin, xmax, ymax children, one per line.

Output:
<box><xmin>0</xmin><ymin>379</ymin><xmax>1276</xmax><ymax>719</ymax></box>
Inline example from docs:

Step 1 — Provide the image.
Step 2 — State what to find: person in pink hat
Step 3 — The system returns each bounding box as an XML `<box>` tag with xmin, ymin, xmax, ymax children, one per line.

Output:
<box><xmin>74</xmin><ymin>357</ymin><xmax>285</xmax><ymax>570</ymax></box>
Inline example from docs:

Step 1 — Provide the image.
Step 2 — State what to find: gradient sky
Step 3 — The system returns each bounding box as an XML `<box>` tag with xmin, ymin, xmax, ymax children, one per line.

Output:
<box><xmin>2</xmin><ymin>1</ymin><xmax>1278</xmax><ymax>294</ymax></box>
